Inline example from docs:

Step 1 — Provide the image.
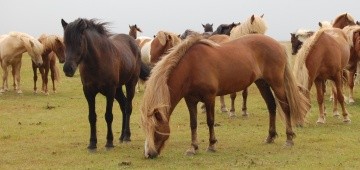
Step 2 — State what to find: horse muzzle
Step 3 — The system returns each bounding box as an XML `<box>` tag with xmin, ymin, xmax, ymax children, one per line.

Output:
<box><xmin>63</xmin><ymin>63</ymin><xmax>76</xmax><ymax>77</ymax></box>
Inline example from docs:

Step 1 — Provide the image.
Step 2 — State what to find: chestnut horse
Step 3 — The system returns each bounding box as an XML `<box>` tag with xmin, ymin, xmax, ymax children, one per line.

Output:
<box><xmin>128</xmin><ymin>24</ymin><xmax>142</xmax><ymax>39</ymax></box>
<box><xmin>61</xmin><ymin>18</ymin><xmax>150</xmax><ymax>149</ymax></box>
<box><xmin>141</xmin><ymin>34</ymin><xmax>309</xmax><ymax>158</ymax></box>
<box><xmin>150</xmin><ymin>31</ymin><xmax>181</xmax><ymax>63</ymax></box>
<box><xmin>226</xmin><ymin>14</ymin><xmax>267</xmax><ymax>117</ymax></box>
<box><xmin>332</xmin><ymin>13</ymin><xmax>356</xmax><ymax>29</ymax></box>
<box><xmin>293</xmin><ymin>28</ymin><xmax>351</xmax><ymax>124</ymax></box>
<box><xmin>33</xmin><ymin>34</ymin><xmax>65</xmax><ymax>95</ymax></box>
<box><xmin>0</xmin><ymin>32</ymin><xmax>43</xmax><ymax>94</ymax></box>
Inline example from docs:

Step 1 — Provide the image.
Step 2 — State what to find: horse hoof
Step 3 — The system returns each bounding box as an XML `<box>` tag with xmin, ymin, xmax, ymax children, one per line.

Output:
<box><xmin>285</xmin><ymin>140</ymin><xmax>294</xmax><ymax>147</ymax></box>
<box><xmin>242</xmin><ymin>111</ymin><xmax>249</xmax><ymax>117</ymax></box>
<box><xmin>265</xmin><ymin>137</ymin><xmax>275</xmax><ymax>144</ymax></box>
<box><xmin>349</xmin><ymin>98</ymin><xmax>355</xmax><ymax>104</ymax></box>
<box><xmin>87</xmin><ymin>145</ymin><xmax>97</xmax><ymax>150</ymax></box>
<box><xmin>0</xmin><ymin>89</ymin><xmax>5</xmax><ymax>93</ymax></box>
<box><xmin>220</xmin><ymin>107</ymin><xmax>228</xmax><ymax>113</ymax></box>
<box><xmin>206</xmin><ymin>146</ymin><xmax>216</xmax><ymax>153</ymax></box>
<box><xmin>228</xmin><ymin>112</ymin><xmax>236</xmax><ymax>118</ymax></box>
<box><xmin>316</xmin><ymin>118</ymin><xmax>325</xmax><ymax>124</ymax></box>
<box><xmin>17</xmin><ymin>90</ymin><xmax>23</xmax><ymax>94</ymax></box>
<box><xmin>185</xmin><ymin>148</ymin><xmax>197</xmax><ymax>156</ymax></box>
<box><xmin>333</xmin><ymin>112</ymin><xmax>340</xmax><ymax>118</ymax></box>
<box><xmin>343</xmin><ymin>118</ymin><xmax>351</xmax><ymax>123</ymax></box>
<box><xmin>120</xmin><ymin>137</ymin><xmax>131</xmax><ymax>143</ymax></box>
<box><xmin>105</xmin><ymin>143</ymin><xmax>115</xmax><ymax>149</ymax></box>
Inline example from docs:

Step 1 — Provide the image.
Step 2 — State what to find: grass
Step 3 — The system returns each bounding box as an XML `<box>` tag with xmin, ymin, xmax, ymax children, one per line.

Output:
<box><xmin>1</xmin><ymin>53</ymin><xmax>360</xmax><ymax>169</ymax></box>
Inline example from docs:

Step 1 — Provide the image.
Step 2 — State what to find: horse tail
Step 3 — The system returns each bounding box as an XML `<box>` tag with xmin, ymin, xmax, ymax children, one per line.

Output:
<box><xmin>282</xmin><ymin>63</ymin><xmax>310</xmax><ymax>126</ymax></box>
<box><xmin>139</xmin><ymin>61</ymin><xmax>151</xmax><ymax>81</ymax></box>
<box><xmin>53</xmin><ymin>62</ymin><xmax>61</xmax><ymax>82</ymax></box>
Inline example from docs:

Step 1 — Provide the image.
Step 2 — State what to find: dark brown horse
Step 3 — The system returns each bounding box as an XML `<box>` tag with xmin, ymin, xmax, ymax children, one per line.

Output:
<box><xmin>202</xmin><ymin>23</ymin><xmax>213</xmax><ymax>32</ymax></box>
<box><xmin>61</xmin><ymin>18</ymin><xmax>150</xmax><ymax>149</ymax></box>
<box><xmin>290</xmin><ymin>30</ymin><xmax>314</xmax><ymax>55</ymax></box>
<box><xmin>141</xmin><ymin>34</ymin><xmax>309</xmax><ymax>158</ymax></box>
<box><xmin>128</xmin><ymin>24</ymin><xmax>142</xmax><ymax>39</ymax></box>
<box><xmin>33</xmin><ymin>34</ymin><xmax>65</xmax><ymax>95</ymax></box>
<box><xmin>294</xmin><ymin>28</ymin><xmax>351</xmax><ymax>124</ymax></box>
<box><xmin>212</xmin><ymin>22</ymin><xmax>240</xmax><ymax>35</ymax></box>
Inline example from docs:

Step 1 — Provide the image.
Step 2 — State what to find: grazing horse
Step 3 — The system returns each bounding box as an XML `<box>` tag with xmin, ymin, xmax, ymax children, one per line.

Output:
<box><xmin>61</xmin><ymin>18</ymin><xmax>150</xmax><ymax>149</ymax></box>
<box><xmin>332</xmin><ymin>13</ymin><xmax>355</xmax><ymax>29</ymax></box>
<box><xmin>202</xmin><ymin>23</ymin><xmax>213</xmax><ymax>32</ymax></box>
<box><xmin>141</xmin><ymin>34</ymin><xmax>309</xmax><ymax>159</ymax></box>
<box><xmin>128</xmin><ymin>24</ymin><xmax>142</xmax><ymax>39</ymax></box>
<box><xmin>225</xmin><ymin>14</ymin><xmax>267</xmax><ymax>117</ymax></box>
<box><xmin>0</xmin><ymin>32</ymin><xmax>43</xmax><ymax>94</ymax></box>
<box><xmin>212</xmin><ymin>22</ymin><xmax>241</xmax><ymax>35</ymax></box>
<box><xmin>150</xmin><ymin>31</ymin><xmax>181</xmax><ymax>63</ymax></box>
<box><xmin>293</xmin><ymin>28</ymin><xmax>351</xmax><ymax>124</ymax></box>
<box><xmin>33</xmin><ymin>34</ymin><xmax>65</xmax><ymax>95</ymax></box>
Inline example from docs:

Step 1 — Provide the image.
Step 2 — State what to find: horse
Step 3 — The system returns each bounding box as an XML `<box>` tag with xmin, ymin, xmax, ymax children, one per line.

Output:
<box><xmin>293</xmin><ymin>28</ymin><xmax>351</xmax><ymax>124</ymax></box>
<box><xmin>141</xmin><ymin>34</ymin><xmax>309</xmax><ymax>159</ymax></box>
<box><xmin>343</xmin><ymin>25</ymin><xmax>360</xmax><ymax>104</ymax></box>
<box><xmin>180</xmin><ymin>29</ymin><xmax>210</xmax><ymax>40</ymax></box>
<box><xmin>0</xmin><ymin>32</ymin><xmax>43</xmax><ymax>94</ymax></box>
<box><xmin>128</xmin><ymin>24</ymin><xmax>142</xmax><ymax>39</ymax></box>
<box><xmin>224</xmin><ymin>14</ymin><xmax>267</xmax><ymax>117</ymax></box>
<box><xmin>212</xmin><ymin>22</ymin><xmax>241</xmax><ymax>35</ymax></box>
<box><xmin>33</xmin><ymin>34</ymin><xmax>65</xmax><ymax>95</ymax></box>
<box><xmin>150</xmin><ymin>31</ymin><xmax>181</xmax><ymax>63</ymax></box>
<box><xmin>332</xmin><ymin>13</ymin><xmax>356</xmax><ymax>29</ymax></box>
<box><xmin>61</xmin><ymin>18</ymin><xmax>150</xmax><ymax>149</ymax></box>
<box><xmin>202</xmin><ymin>23</ymin><xmax>213</xmax><ymax>32</ymax></box>
<box><xmin>290</xmin><ymin>29</ymin><xmax>314</xmax><ymax>55</ymax></box>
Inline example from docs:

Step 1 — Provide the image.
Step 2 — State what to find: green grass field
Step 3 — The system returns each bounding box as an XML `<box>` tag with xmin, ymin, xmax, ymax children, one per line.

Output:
<box><xmin>1</xmin><ymin>52</ymin><xmax>360</xmax><ymax>169</ymax></box>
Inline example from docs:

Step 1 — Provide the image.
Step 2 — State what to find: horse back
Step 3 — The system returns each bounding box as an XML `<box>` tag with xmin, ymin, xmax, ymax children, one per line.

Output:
<box><xmin>110</xmin><ymin>34</ymin><xmax>141</xmax><ymax>84</ymax></box>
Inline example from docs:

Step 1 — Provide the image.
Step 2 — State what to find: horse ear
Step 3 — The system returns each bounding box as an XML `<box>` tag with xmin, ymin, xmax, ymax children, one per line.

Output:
<box><xmin>129</xmin><ymin>25</ymin><xmax>131</xmax><ymax>29</ymax></box>
<box><xmin>29</xmin><ymin>40</ymin><xmax>34</xmax><ymax>47</ymax></box>
<box><xmin>157</xmin><ymin>31</ymin><xmax>167</xmax><ymax>45</ymax></box>
<box><xmin>251</xmin><ymin>15</ymin><xmax>255</xmax><ymax>24</ymax></box>
<box><xmin>61</xmin><ymin>19</ymin><xmax>68</xmax><ymax>29</ymax></box>
<box><xmin>260</xmin><ymin>14</ymin><xmax>264</xmax><ymax>18</ymax></box>
<box><xmin>78</xmin><ymin>19</ymin><xmax>87</xmax><ymax>32</ymax></box>
<box><xmin>318</xmin><ymin>22</ymin><xmax>322</xmax><ymax>27</ymax></box>
<box><xmin>211</xmin><ymin>23</ymin><xmax>213</xmax><ymax>26</ymax></box>
<box><xmin>290</xmin><ymin>33</ymin><xmax>295</xmax><ymax>37</ymax></box>
<box><xmin>202</xmin><ymin>24</ymin><xmax>205</xmax><ymax>28</ymax></box>
<box><xmin>357</xmin><ymin>21</ymin><xmax>360</xmax><ymax>25</ymax></box>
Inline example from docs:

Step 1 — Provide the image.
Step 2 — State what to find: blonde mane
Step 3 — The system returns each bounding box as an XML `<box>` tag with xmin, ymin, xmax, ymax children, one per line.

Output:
<box><xmin>141</xmin><ymin>35</ymin><xmax>219</xmax><ymax>148</ymax></box>
<box><xmin>38</xmin><ymin>34</ymin><xmax>63</xmax><ymax>52</ymax></box>
<box><xmin>156</xmin><ymin>31</ymin><xmax>181</xmax><ymax>46</ymax></box>
<box><xmin>229</xmin><ymin>14</ymin><xmax>267</xmax><ymax>40</ymax></box>
<box><xmin>343</xmin><ymin>25</ymin><xmax>360</xmax><ymax>47</ymax></box>
<box><xmin>8</xmin><ymin>32</ymin><xmax>44</xmax><ymax>56</ymax></box>
<box><xmin>333</xmin><ymin>13</ymin><xmax>355</xmax><ymax>25</ymax></box>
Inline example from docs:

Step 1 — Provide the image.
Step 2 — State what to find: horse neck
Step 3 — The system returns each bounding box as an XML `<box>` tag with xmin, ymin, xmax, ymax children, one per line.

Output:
<box><xmin>129</xmin><ymin>29</ymin><xmax>137</xmax><ymax>39</ymax></box>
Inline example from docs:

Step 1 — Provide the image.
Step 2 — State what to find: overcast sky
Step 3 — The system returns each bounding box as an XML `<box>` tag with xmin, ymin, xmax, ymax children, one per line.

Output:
<box><xmin>1</xmin><ymin>0</ymin><xmax>359</xmax><ymax>41</ymax></box>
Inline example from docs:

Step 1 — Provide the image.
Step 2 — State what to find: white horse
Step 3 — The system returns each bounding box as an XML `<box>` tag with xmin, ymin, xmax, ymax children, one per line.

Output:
<box><xmin>0</xmin><ymin>32</ymin><xmax>43</xmax><ymax>94</ymax></box>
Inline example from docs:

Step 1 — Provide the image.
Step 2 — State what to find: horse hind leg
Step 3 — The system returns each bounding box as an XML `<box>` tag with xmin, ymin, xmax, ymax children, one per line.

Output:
<box><xmin>184</xmin><ymin>96</ymin><xmax>200</xmax><ymax>156</ymax></box>
<box><xmin>13</xmin><ymin>63</ymin><xmax>22</xmax><ymax>94</ymax></box>
<box><xmin>254</xmin><ymin>79</ymin><xmax>278</xmax><ymax>144</ymax></box>
<box><xmin>104</xmin><ymin>90</ymin><xmax>116</xmax><ymax>148</ymax></box>
<box><xmin>241</xmin><ymin>88</ymin><xmax>249</xmax><ymax>116</ymax></box>
<box><xmin>32</xmin><ymin>62</ymin><xmax>39</xmax><ymax>93</ymax></box>
<box><xmin>314</xmin><ymin>80</ymin><xmax>327</xmax><ymax>124</ymax></box>
<box><xmin>348</xmin><ymin>70</ymin><xmax>356</xmax><ymax>104</ymax></box>
<box><xmin>115</xmin><ymin>88</ymin><xmax>129</xmax><ymax>142</ymax></box>
<box><xmin>228</xmin><ymin>93</ymin><xmax>236</xmax><ymax>117</ymax></box>
<box><xmin>219</xmin><ymin>95</ymin><xmax>228</xmax><ymax>113</ymax></box>
<box><xmin>333</xmin><ymin>74</ymin><xmax>351</xmax><ymax>123</ymax></box>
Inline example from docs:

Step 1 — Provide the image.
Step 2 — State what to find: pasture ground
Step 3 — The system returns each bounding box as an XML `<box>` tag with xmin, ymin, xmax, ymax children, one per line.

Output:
<box><xmin>1</xmin><ymin>49</ymin><xmax>360</xmax><ymax>169</ymax></box>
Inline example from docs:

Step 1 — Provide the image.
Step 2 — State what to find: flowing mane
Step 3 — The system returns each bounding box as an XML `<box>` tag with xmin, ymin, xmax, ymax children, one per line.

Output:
<box><xmin>333</xmin><ymin>13</ymin><xmax>355</xmax><ymax>25</ymax></box>
<box><xmin>8</xmin><ymin>32</ymin><xmax>44</xmax><ymax>56</ymax></box>
<box><xmin>230</xmin><ymin>14</ymin><xmax>267</xmax><ymax>40</ymax></box>
<box><xmin>141</xmin><ymin>35</ymin><xmax>219</xmax><ymax>144</ymax></box>
<box><xmin>38</xmin><ymin>34</ymin><xmax>63</xmax><ymax>52</ymax></box>
<box><xmin>343</xmin><ymin>25</ymin><xmax>360</xmax><ymax>47</ymax></box>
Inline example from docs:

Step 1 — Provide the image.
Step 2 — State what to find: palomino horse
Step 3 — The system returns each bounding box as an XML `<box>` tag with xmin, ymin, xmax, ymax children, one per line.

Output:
<box><xmin>150</xmin><ymin>31</ymin><xmax>181</xmax><ymax>63</ymax></box>
<box><xmin>0</xmin><ymin>32</ymin><xmax>43</xmax><ymax>94</ymax></box>
<box><xmin>294</xmin><ymin>28</ymin><xmax>351</xmax><ymax>124</ymax></box>
<box><xmin>202</xmin><ymin>23</ymin><xmax>213</xmax><ymax>33</ymax></box>
<box><xmin>33</xmin><ymin>34</ymin><xmax>65</xmax><ymax>95</ymax></box>
<box><xmin>141</xmin><ymin>34</ymin><xmax>309</xmax><ymax>158</ymax></box>
<box><xmin>128</xmin><ymin>24</ymin><xmax>142</xmax><ymax>39</ymax></box>
<box><xmin>225</xmin><ymin>14</ymin><xmax>267</xmax><ymax>117</ymax></box>
<box><xmin>332</xmin><ymin>13</ymin><xmax>356</xmax><ymax>29</ymax></box>
<box><xmin>61</xmin><ymin>18</ymin><xmax>150</xmax><ymax>149</ymax></box>
<box><xmin>212</xmin><ymin>22</ymin><xmax>241</xmax><ymax>35</ymax></box>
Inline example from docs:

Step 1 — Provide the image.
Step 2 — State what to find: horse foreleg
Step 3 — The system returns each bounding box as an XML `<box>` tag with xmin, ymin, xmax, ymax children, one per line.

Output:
<box><xmin>84</xmin><ymin>88</ymin><xmax>97</xmax><ymax>150</ymax></box>
<box><xmin>331</xmin><ymin>83</ymin><xmax>340</xmax><ymax>118</ymax></box>
<box><xmin>204</xmin><ymin>96</ymin><xmax>217</xmax><ymax>152</ymax></box>
<box><xmin>122</xmin><ymin>81</ymin><xmax>137</xmax><ymax>142</ymax></box>
<box><xmin>115</xmin><ymin>88</ymin><xmax>128</xmax><ymax>142</ymax></box>
<box><xmin>315</xmin><ymin>80</ymin><xmax>326</xmax><ymax>124</ymax></box>
<box><xmin>241</xmin><ymin>88</ymin><xmax>249</xmax><ymax>116</ymax></box>
<box><xmin>0</xmin><ymin>64</ymin><xmax>9</xmax><ymax>93</ymax></box>
<box><xmin>32</xmin><ymin>62</ymin><xmax>38</xmax><ymax>93</ymax></box>
<box><xmin>50</xmin><ymin>61</ymin><xmax>57</xmax><ymax>93</ymax></box>
<box><xmin>255</xmin><ymin>80</ymin><xmax>278</xmax><ymax>144</ymax></box>
<box><xmin>184</xmin><ymin>97</ymin><xmax>199</xmax><ymax>156</ymax></box>
<box><xmin>13</xmin><ymin>62</ymin><xmax>22</xmax><ymax>94</ymax></box>
<box><xmin>104</xmin><ymin>89</ymin><xmax>116</xmax><ymax>148</ymax></box>
<box><xmin>334</xmin><ymin>74</ymin><xmax>351</xmax><ymax>123</ymax></box>
<box><xmin>43</xmin><ymin>67</ymin><xmax>50</xmax><ymax>95</ymax></box>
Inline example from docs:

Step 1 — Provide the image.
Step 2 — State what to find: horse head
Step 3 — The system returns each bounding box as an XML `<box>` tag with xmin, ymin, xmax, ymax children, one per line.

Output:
<box><xmin>150</xmin><ymin>31</ymin><xmax>181</xmax><ymax>63</ymax></box>
<box><xmin>202</xmin><ymin>23</ymin><xmax>213</xmax><ymax>32</ymax></box>
<box><xmin>53</xmin><ymin>37</ymin><xmax>65</xmax><ymax>63</ymax></box>
<box><xmin>333</xmin><ymin>13</ymin><xmax>356</xmax><ymax>29</ymax></box>
<box><xmin>129</xmin><ymin>24</ymin><xmax>142</xmax><ymax>39</ymax></box>
<box><xmin>291</xmin><ymin>30</ymin><xmax>314</xmax><ymax>55</ymax></box>
<box><xmin>142</xmin><ymin>108</ymin><xmax>170</xmax><ymax>159</ymax></box>
<box><xmin>61</xmin><ymin>18</ymin><xmax>91</xmax><ymax>77</ymax></box>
